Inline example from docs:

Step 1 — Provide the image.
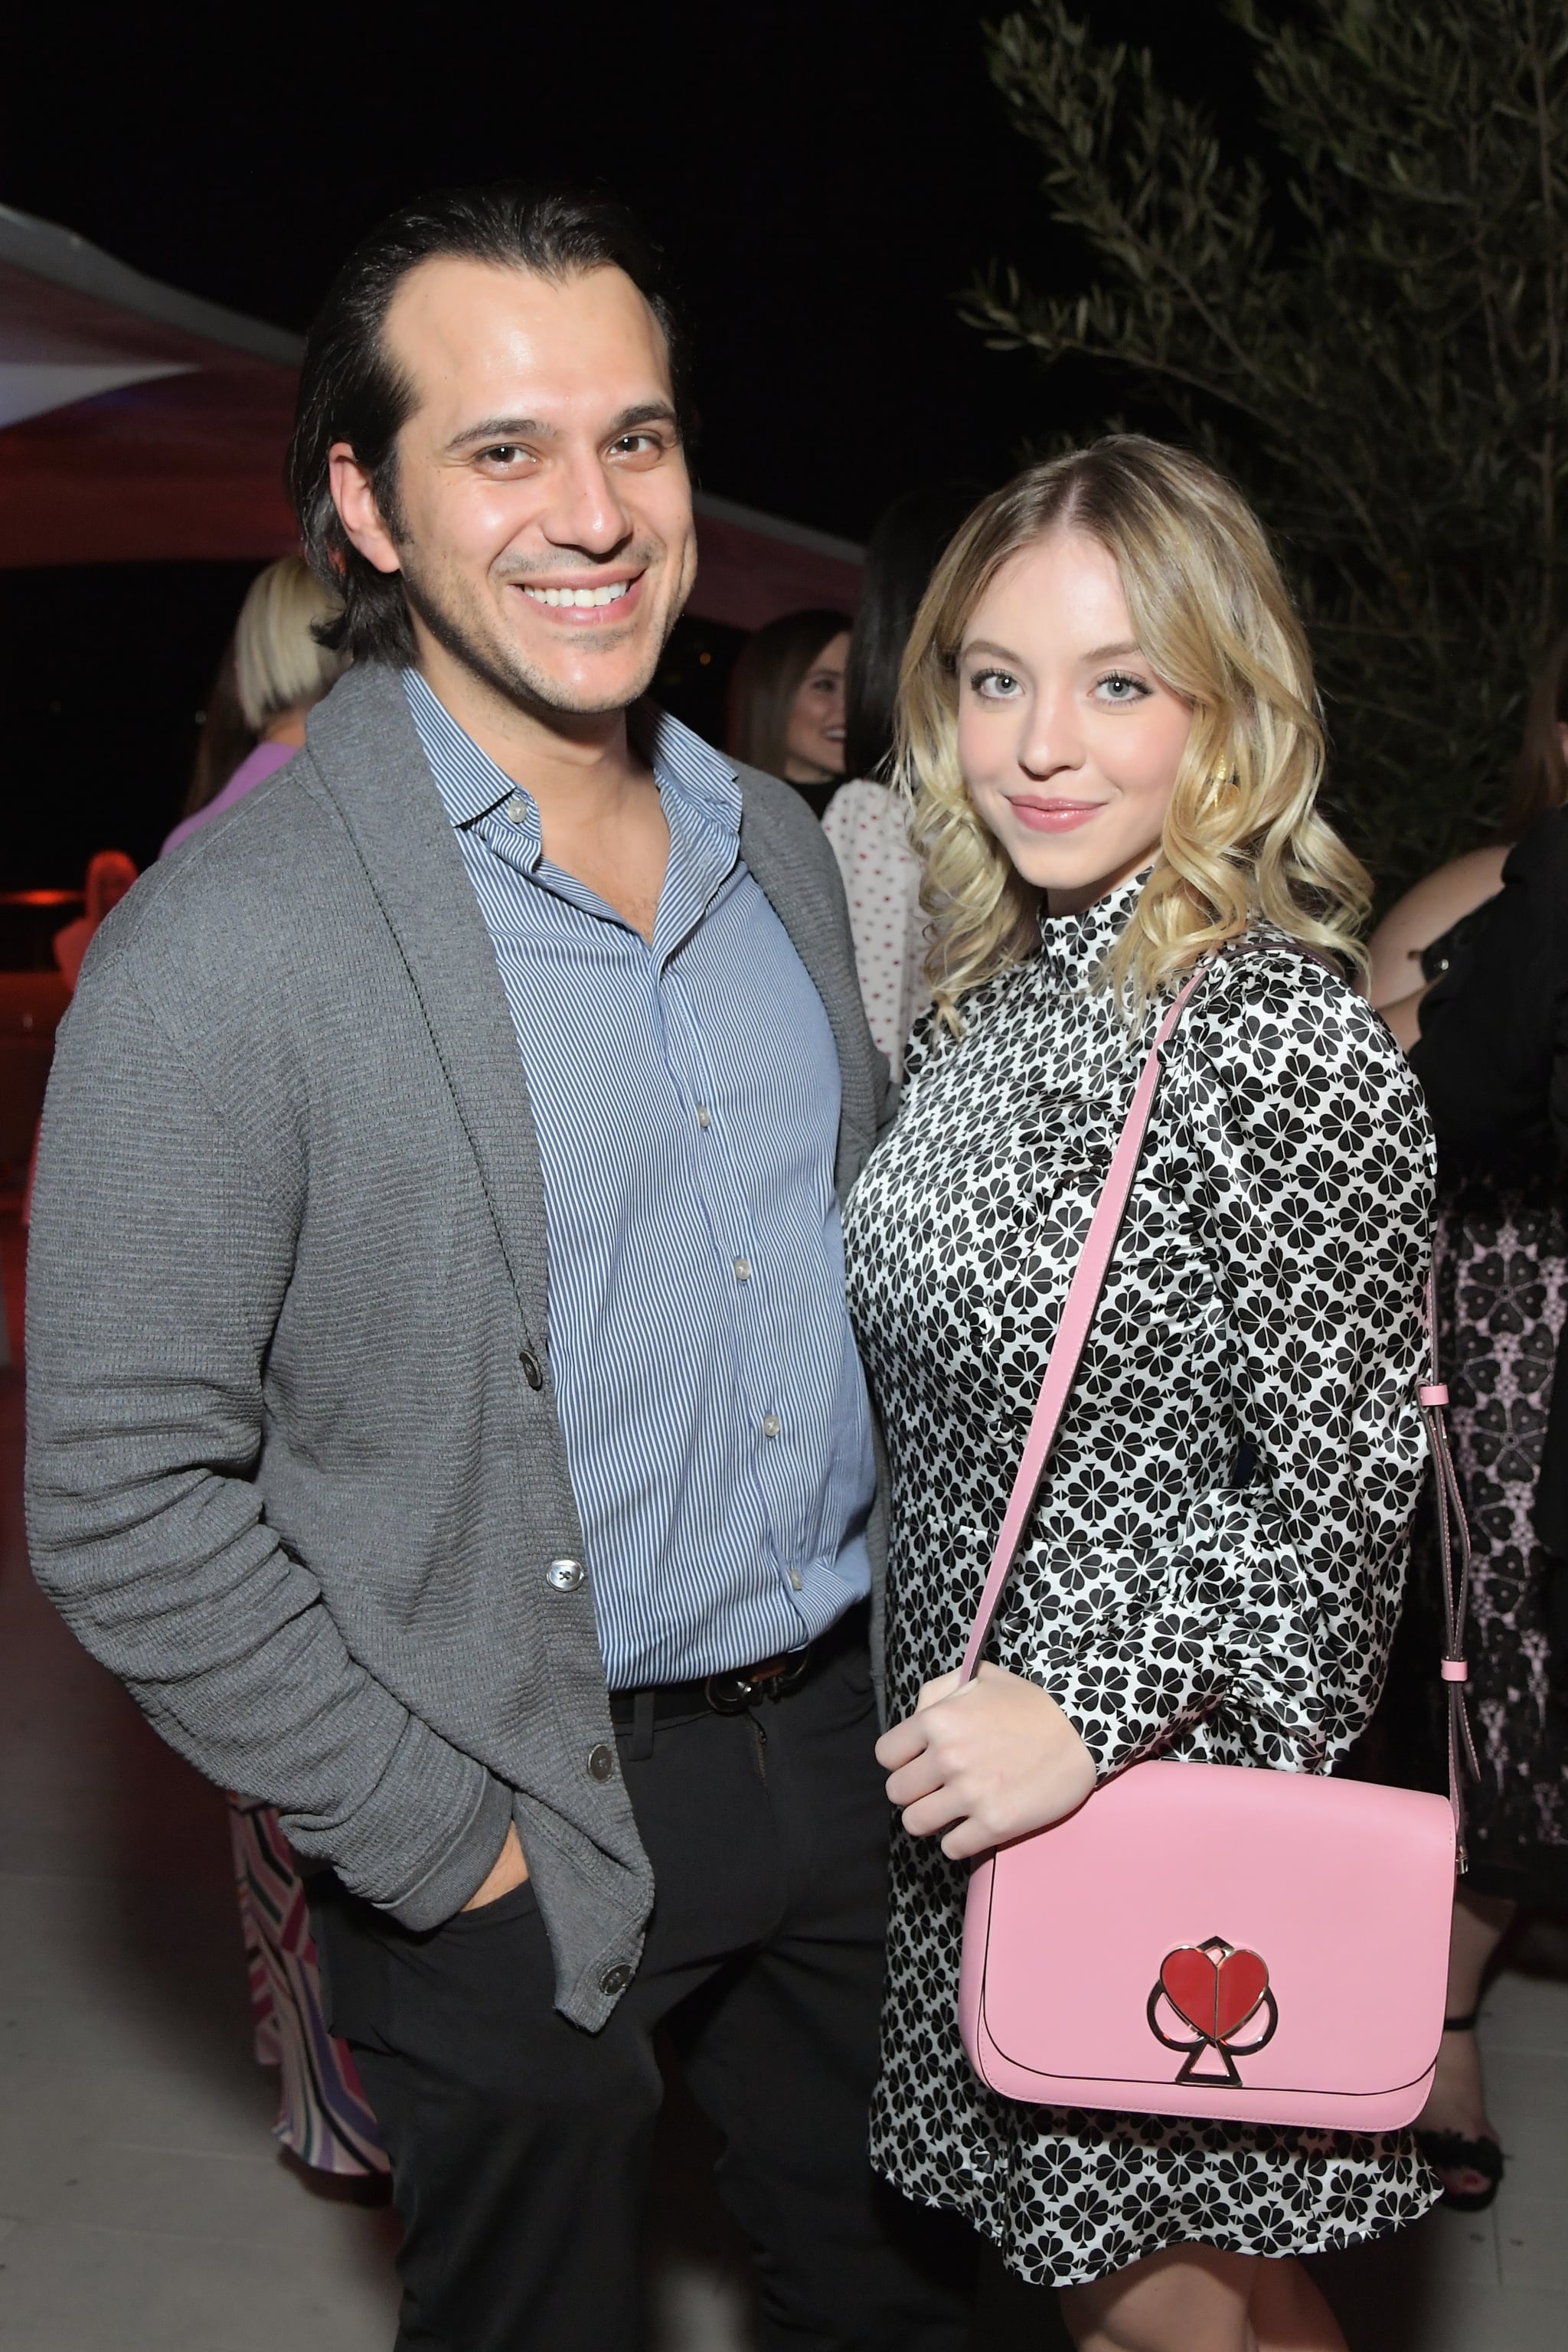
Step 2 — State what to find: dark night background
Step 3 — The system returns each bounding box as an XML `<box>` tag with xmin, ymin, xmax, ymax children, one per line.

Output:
<box><xmin>0</xmin><ymin>1</ymin><xmax>1261</xmax><ymax>886</ymax></box>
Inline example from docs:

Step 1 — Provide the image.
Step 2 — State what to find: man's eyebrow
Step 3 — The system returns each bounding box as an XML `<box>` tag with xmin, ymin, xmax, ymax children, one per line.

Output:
<box><xmin>446</xmin><ymin>416</ymin><xmax>554</xmax><ymax>452</ymax></box>
<box><xmin>606</xmin><ymin>400</ymin><xmax>680</xmax><ymax>436</ymax></box>
<box><xmin>444</xmin><ymin>400</ymin><xmax>680</xmax><ymax>456</ymax></box>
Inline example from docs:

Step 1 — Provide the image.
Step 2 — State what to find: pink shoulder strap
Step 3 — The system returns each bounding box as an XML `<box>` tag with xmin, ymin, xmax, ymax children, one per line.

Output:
<box><xmin>957</xmin><ymin>956</ymin><xmax>1210</xmax><ymax>1684</ymax></box>
<box><xmin>954</xmin><ymin>941</ymin><xmax>1475</xmax><ymax>1848</ymax></box>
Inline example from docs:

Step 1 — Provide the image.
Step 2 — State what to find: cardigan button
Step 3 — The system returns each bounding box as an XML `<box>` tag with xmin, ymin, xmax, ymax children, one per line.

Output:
<box><xmin>520</xmin><ymin>1348</ymin><xmax>544</xmax><ymax>1390</ymax></box>
<box><xmin>547</xmin><ymin>1559</ymin><xmax>584</xmax><ymax>1593</ymax></box>
<box><xmin>587</xmin><ymin>1743</ymin><xmax>616</xmax><ymax>1782</ymax></box>
<box><xmin>600</xmin><ymin>1962</ymin><xmax>635</xmax><ymax>1995</ymax></box>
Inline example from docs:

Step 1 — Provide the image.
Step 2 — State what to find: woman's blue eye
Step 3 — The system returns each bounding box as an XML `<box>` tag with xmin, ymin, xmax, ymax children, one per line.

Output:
<box><xmin>1098</xmin><ymin>672</ymin><xmax>1147</xmax><ymax>701</ymax></box>
<box><xmin>972</xmin><ymin>669</ymin><xmax>1020</xmax><ymax>697</ymax></box>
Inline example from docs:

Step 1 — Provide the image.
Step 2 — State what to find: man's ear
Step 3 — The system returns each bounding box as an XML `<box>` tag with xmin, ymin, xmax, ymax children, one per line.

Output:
<box><xmin>329</xmin><ymin>444</ymin><xmax>402</xmax><ymax>577</ymax></box>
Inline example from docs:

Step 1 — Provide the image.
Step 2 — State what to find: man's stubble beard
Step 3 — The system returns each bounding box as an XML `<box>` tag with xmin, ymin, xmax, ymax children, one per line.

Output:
<box><xmin>399</xmin><ymin>543</ymin><xmax>680</xmax><ymax>720</ymax></box>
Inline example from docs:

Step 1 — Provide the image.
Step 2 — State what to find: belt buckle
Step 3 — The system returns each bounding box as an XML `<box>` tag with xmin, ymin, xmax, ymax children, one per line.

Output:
<box><xmin>703</xmin><ymin>1668</ymin><xmax>756</xmax><ymax>1716</ymax></box>
<box><xmin>703</xmin><ymin>1648</ymin><xmax>810</xmax><ymax>1716</ymax></box>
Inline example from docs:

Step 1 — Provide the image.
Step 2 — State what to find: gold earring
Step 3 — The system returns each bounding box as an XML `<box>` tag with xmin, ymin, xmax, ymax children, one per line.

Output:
<box><xmin>1207</xmin><ymin>764</ymin><xmax>1238</xmax><ymax>792</ymax></box>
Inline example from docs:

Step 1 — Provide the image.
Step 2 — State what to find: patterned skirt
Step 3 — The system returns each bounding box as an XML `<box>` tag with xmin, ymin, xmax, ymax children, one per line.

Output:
<box><xmin>227</xmin><ymin>1798</ymin><xmax>390</xmax><ymax>2177</ymax></box>
<box><xmin>1413</xmin><ymin>1171</ymin><xmax>1568</xmax><ymax>1906</ymax></box>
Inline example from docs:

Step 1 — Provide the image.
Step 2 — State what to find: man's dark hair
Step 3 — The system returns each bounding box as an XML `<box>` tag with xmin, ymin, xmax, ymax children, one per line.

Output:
<box><xmin>288</xmin><ymin>183</ymin><xmax>690</xmax><ymax>666</ymax></box>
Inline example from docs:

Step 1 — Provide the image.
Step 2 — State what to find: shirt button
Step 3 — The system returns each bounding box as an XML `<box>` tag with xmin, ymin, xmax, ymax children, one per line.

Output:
<box><xmin>504</xmin><ymin>793</ymin><xmax>530</xmax><ymax>825</ymax></box>
<box><xmin>789</xmin><ymin>1566</ymin><xmax>803</xmax><ymax>1591</ymax></box>
<box><xmin>762</xmin><ymin>1413</ymin><xmax>782</xmax><ymax>1439</ymax></box>
<box><xmin>600</xmin><ymin>1962</ymin><xmax>635</xmax><ymax>1996</ymax></box>
<box><xmin>587</xmin><ymin>1742</ymin><xmax>616</xmax><ymax>1782</ymax></box>
<box><xmin>733</xmin><ymin>1256</ymin><xmax>752</xmax><ymax>1282</ymax></box>
<box><xmin>520</xmin><ymin>1348</ymin><xmax>544</xmax><ymax>1389</ymax></box>
<box><xmin>547</xmin><ymin>1558</ymin><xmax>584</xmax><ymax>1592</ymax></box>
<box><xmin>696</xmin><ymin>1106</ymin><xmax>711</xmax><ymax>1129</ymax></box>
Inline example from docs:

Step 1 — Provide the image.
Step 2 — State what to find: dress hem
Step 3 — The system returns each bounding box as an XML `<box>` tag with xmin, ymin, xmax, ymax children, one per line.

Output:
<box><xmin>874</xmin><ymin>2159</ymin><xmax>1443</xmax><ymax>2289</ymax></box>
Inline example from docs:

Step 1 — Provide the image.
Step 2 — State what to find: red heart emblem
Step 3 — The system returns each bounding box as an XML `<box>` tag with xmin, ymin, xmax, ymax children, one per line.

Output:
<box><xmin>1160</xmin><ymin>1945</ymin><xmax>1269</xmax><ymax>2043</ymax></box>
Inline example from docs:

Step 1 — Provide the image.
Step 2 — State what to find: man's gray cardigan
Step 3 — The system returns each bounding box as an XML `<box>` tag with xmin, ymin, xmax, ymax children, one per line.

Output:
<box><xmin>24</xmin><ymin>663</ymin><xmax>893</xmax><ymax>2030</ymax></box>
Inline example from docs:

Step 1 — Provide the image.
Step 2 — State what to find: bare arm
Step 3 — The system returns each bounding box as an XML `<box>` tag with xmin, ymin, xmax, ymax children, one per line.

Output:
<box><xmin>1380</xmin><ymin>987</ymin><xmax>1427</xmax><ymax>1053</ymax></box>
<box><xmin>1365</xmin><ymin>846</ymin><xmax>1507</xmax><ymax>1009</ymax></box>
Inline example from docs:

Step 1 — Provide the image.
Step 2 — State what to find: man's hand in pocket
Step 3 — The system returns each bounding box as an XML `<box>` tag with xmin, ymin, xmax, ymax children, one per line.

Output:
<box><xmin>461</xmin><ymin>1821</ymin><xmax>530</xmax><ymax>1911</ymax></box>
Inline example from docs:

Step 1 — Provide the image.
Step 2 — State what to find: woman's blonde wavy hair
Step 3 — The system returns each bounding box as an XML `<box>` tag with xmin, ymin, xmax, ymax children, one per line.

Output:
<box><xmin>894</xmin><ymin>436</ymin><xmax>1370</xmax><ymax>1031</ymax></box>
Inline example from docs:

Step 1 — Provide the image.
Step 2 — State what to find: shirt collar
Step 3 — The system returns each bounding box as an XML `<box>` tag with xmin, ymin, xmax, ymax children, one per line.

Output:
<box><xmin>404</xmin><ymin>667</ymin><xmax>514</xmax><ymax>828</ymax></box>
<box><xmin>403</xmin><ymin>667</ymin><xmax>743</xmax><ymax>844</ymax></box>
<box><xmin>1036</xmin><ymin>867</ymin><xmax>1152</xmax><ymax>987</ymax></box>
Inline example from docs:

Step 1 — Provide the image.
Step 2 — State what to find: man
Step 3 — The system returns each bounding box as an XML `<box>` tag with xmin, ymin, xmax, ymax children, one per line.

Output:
<box><xmin>24</xmin><ymin>187</ymin><xmax>969</xmax><ymax>2350</ymax></box>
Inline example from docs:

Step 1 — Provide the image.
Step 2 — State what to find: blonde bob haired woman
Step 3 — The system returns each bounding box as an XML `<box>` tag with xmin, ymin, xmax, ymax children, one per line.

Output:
<box><xmin>163</xmin><ymin>557</ymin><xmax>346</xmax><ymax>858</ymax></box>
<box><xmin>841</xmin><ymin>439</ymin><xmax>1439</xmax><ymax>2352</ymax></box>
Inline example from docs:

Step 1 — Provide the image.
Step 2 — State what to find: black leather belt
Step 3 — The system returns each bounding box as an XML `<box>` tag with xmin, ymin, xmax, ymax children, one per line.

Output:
<box><xmin>609</xmin><ymin>1648</ymin><xmax>810</xmax><ymax>1730</ymax></box>
<box><xmin>607</xmin><ymin>1601</ymin><xmax>867</xmax><ymax>1748</ymax></box>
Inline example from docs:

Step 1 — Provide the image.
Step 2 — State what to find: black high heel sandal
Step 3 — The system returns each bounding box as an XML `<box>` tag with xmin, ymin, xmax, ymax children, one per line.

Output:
<box><xmin>1414</xmin><ymin>2010</ymin><xmax>1505</xmax><ymax>2213</ymax></box>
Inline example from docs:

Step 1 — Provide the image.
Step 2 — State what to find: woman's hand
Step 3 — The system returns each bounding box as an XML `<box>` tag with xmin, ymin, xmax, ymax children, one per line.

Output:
<box><xmin>874</xmin><ymin>1663</ymin><xmax>1098</xmax><ymax>1860</ymax></box>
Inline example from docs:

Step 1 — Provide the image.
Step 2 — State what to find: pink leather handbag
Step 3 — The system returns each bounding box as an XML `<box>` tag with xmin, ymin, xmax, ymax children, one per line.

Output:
<box><xmin>956</xmin><ymin>948</ymin><xmax>1475</xmax><ymax>2132</ymax></box>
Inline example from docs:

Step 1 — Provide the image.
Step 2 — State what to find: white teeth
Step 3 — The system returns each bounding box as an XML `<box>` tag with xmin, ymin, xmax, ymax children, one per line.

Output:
<box><xmin>524</xmin><ymin>580</ymin><xmax>631</xmax><ymax>608</ymax></box>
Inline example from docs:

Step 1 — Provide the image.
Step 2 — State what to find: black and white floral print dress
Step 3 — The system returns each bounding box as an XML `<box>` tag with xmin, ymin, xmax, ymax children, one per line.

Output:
<box><xmin>843</xmin><ymin>876</ymin><xmax>1442</xmax><ymax>2287</ymax></box>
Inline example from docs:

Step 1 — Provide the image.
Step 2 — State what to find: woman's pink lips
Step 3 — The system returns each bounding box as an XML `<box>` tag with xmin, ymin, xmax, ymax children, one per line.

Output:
<box><xmin>1008</xmin><ymin>796</ymin><xmax>1107</xmax><ymax>833</ymax></box>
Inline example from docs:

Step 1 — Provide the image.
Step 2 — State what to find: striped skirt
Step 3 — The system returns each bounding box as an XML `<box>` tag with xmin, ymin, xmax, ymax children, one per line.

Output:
<box><xmin>228</xmin><ymin>1798</ymin><xmax>390</xmax><ymax>2177</ymax></box>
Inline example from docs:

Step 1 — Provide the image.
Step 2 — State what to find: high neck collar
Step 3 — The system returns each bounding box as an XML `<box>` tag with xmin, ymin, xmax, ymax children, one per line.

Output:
<box><xmin>1034</xmin><ymin>870</ymin><xmax>1148</xmax><ymax>986</ymax></box>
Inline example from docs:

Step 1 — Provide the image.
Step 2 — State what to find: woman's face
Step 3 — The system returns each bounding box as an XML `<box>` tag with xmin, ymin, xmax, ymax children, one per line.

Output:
<box><xmin>782</xmin><ymin>629</ymin><xmax>851</xmax><ymax>783</ymax></box>
<box><xmin>956</xmin><ymin>531</ymin><xmax>1193</xmax><ymax>915</ymax></box>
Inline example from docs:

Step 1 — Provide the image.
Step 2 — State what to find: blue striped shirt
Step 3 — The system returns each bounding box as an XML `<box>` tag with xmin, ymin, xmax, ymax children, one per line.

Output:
<box><xmin>405</xmin><ymin>671</ymin><xmax>874</xmax><ymax>1687</ymax></box>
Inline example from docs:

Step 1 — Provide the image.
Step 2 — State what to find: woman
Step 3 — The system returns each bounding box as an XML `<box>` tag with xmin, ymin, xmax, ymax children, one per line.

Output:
<box><xmin>1366</xmin><ymin>628</ymin><xmax>1568</xmax><ymax>1028</ymax></box>
<box><xmin>843</xmin><ymin>439</ymin><xmax>1438</xmax><ymax>2352</ymax></box>
<box><xmin>178</xmin><ymin>639</ymin><xmax>256</xmax><ymax>835</ymax></box>
<box><xmin>724</xmin><ymin>607</ymin><xmax>850</xmax><ymax>816</ymax></box>
<box><xmin>162</xmin><ymin>556</ymin><xmax>345</xmax><ymax>857</ymax></box>
<box><xmin>51</xmin><ymin>850</ymin><xmax>139</xmax><ymax>988</ymax></box>
<box><xmin>1366</xmin><ymin>632</ymin><xmax>1568</xmax><ymax>2211</ymax></box>
<box><xmin>825</xmin><ymin>486</ymin><xmax>978</xmax><ymax>1074</ymax></box>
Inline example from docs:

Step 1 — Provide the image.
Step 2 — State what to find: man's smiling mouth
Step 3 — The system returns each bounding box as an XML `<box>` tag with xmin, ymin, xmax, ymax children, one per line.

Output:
<box><xmin>521</xmin><ymin>580</ymin><xmax>632</xmax><ymax>609</ymax></box>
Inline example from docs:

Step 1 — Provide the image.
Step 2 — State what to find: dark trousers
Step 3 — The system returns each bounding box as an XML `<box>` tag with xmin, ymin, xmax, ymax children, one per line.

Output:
<box><xmin>310</xmin><ymin>1630</ymin><xmax>973</xmax><ymax>2352</ymax></box>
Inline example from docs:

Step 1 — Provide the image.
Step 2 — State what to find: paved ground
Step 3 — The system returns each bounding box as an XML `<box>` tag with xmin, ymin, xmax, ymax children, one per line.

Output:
<box><xmin>0</xmin><ymin>1340</ymin><xmax>1563</xmax><ymax>2350</ymax></box>
<box><xmin>1306</xmin><ymin>1939</ymin><xmax>1568</xmax><ymax>2351</ymax></box>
